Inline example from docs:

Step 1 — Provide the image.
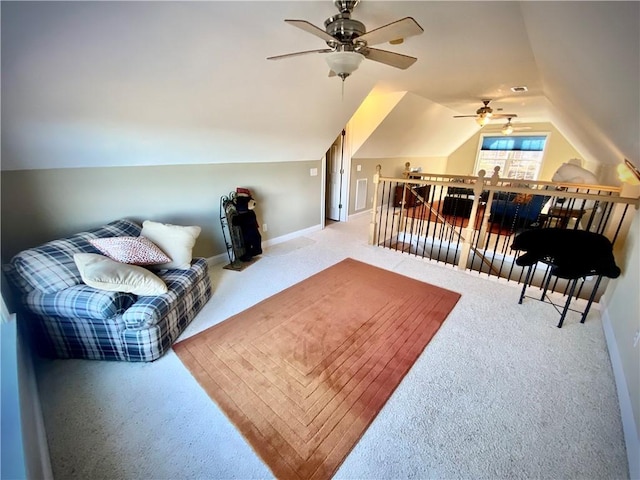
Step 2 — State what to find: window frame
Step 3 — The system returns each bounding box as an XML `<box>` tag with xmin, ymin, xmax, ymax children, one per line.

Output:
<box><xmin>473</xmin><ymin>132</ymin><xmax>551</xmax><ymax>181</ymax></box>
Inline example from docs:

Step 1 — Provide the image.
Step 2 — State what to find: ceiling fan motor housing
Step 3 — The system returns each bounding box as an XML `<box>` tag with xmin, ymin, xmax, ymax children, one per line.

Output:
<box><xmin>324</xmin><ymin>14</ymin><xmax>366</xmax><ymax>44</ymax></box>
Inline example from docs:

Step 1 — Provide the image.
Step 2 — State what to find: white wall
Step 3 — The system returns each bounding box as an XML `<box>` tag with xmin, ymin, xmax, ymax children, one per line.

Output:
<box><xmin>602</xmin><ymin>207</ymin><xmax>640</xmax><ymax>479</ymax></box>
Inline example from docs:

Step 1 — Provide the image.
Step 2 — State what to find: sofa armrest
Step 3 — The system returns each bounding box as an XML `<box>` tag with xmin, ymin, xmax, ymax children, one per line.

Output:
<box><xmin>123</xmin><ymin>294</ymin><xmax>173</xmax><ymax>329</ymax></box>
<box><xmin>123</xmin><ymin>258</ymin><xmax>210</xmax><ymax>329</ymax></box>
<box><xmin>25</xmin><ymin>285</ymin><xmax>136</xmax><ymax>321</ymax></box>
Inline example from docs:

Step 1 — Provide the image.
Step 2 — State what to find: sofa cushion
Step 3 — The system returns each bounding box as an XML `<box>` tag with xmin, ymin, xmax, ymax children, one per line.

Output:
<box><xmin>141</xmin><ymin>221</ymin><xmax>201</xmax><ymax>270</ymax></box>
<box><xmin>25</xmin><ymin>285</ymin><xmax>136</xmax><ymax>321</ymax></box>
<box><xmin>4</xmin><ymin>219</ymin><xmax>142</xmax><ymax>294</ymax></box>
<box><xmin>89</xmin><ymin>236</ymin><xmax>171</xmax><ymax>265</ymax></box>
<box><xmin>74</xmin><ymin>253</ymin><xmax>168</xmax><ymax>296</ymax></box>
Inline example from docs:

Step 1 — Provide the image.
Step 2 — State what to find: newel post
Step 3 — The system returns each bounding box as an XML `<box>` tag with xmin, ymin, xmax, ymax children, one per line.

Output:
<box><xmin>369</xmin><ymin>164</ymin><xmax>382</xmax><ymax>245</ymax></box>
<box><xmin>397</xmin><ymin>162</ymin><xmax>412</xmax><ymax>231</ymax></box>
<box><xmin>477</xmin><ymin>166</ymin><xmax>500</xmax><ymax>248</ymax></box>
<box><xmin>457</xmin><ymin>170</ymin><xmax>487</xmax><ymax>270</ymax></box>
<box><xmin>402</xmin><ymin>162</ymin><xmax>411</xmax><ymax>179</ymax></box>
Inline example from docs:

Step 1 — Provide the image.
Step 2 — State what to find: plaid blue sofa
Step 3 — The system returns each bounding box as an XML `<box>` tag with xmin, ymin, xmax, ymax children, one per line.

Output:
<box><xmin>3</xmin><ymin>219</ymin><xmax>212</xmax><ymax>362</ymax></box>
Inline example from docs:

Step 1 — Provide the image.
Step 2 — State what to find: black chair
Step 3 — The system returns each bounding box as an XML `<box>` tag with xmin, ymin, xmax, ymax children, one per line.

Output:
<box><xmin>511</xmin><ymin>229</ymin><xmax>621</xmax><ymax>328</ymax></box>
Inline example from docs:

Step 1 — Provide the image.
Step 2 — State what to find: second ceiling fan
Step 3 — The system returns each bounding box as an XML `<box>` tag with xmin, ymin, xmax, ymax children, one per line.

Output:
<box><xmin>500</xmin><ymin>117</ymin><xmax>531</xmax><ymax>135</ymax></box>
<box><xmin>454</xmin><ymin>100</ymin><xmax>518</xmax><ymax>127</ymax></box>
<box><xmin>267</xmin><ymin>0</ymin><xmax>424</xmax><ymax>81</ymax></box>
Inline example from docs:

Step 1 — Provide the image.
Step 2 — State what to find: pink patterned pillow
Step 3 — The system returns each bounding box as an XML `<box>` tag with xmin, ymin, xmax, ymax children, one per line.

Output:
<box><xmin>89</xmin><ymin>237</ymin><xmax>171</xmax><ymax>265</ymax></box>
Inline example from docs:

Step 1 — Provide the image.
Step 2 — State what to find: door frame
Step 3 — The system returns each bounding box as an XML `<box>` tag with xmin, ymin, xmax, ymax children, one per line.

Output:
<box><xmin>321</xmin><ymin>128</ymin><xmax>352</xmax><ymax>226</ymax></box>
<box><xmin>320</xmin><ymin>151</ymin><xmax>326</xmax><ymax>229</ymax></box>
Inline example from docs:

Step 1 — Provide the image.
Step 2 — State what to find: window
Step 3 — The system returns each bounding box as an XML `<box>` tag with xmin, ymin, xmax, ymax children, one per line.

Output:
<box><xmin>474</xmin><ymin>135</ymin><xmax>548</xmax><ymax>181</ymax></box>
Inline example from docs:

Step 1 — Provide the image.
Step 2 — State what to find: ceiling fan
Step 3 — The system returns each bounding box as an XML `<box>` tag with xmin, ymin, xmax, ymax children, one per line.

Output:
<box><xmin>453</xmin><ymin>100</ymin><xmax>518</xmax><ymax>127</ymax></box>
<box><xmin>500</xmin><ymin>117</ymin><xmax>532</xmax><ymax>135</ymax></box>
<box><xmin>267</xmin><ymin>0</ymin><xmax>424</xmax><ymax>81</ymax></box>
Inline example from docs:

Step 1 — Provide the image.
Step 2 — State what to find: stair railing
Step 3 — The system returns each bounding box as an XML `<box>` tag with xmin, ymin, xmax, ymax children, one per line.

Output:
<box><xmin>369</xmin><ymin>163</ymin><xmax>639</xmax><ymax>280</ymax></box>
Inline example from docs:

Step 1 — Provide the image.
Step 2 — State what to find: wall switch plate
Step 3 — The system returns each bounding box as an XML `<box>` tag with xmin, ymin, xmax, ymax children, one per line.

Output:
<box><xmin>262</xmin><ymin>223</ymin><xmax>268</xmax><ymax>232</ymax></box>
<box><xmin>357</xmin><ymin>165</ymin><xmax>362</xmax><ymax>171</ymax></box>
<box><xmin>310</xmin><ymin>168</ymin><xmax>318</xmax><ymax>176</ymax></box>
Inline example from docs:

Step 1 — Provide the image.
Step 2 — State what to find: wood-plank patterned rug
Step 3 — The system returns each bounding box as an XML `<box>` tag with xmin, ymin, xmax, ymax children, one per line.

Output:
<box><xmin>174</xmin><ymin>258</ymin><xmax>461</xmax><ymax>480</ymax></box>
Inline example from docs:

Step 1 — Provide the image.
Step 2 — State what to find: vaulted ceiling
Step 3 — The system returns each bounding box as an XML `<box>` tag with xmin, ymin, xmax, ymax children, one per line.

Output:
<box><xmin>1</xmin><ymin>1</ymin><xmax>638</xmax><ymax>177</ymax></box>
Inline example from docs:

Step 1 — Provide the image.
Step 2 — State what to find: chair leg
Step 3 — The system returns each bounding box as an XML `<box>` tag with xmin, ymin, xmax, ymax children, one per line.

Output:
<box><xmin>558</xmin><ymin>278</ymin><xmax>578</xmax><ymax>328</ymax></box>
<box><xmin>580</xmin><ymin>275</ymin><xmax>603</xmax><ymax>324</ymax></box>
<box><xmin>540</xmin><ymin>266</ymin><xmax>553</xmax><ymax>301</ymax></box>
<box><xmin>519</xmin><ymin>265</ymin><xmax>534</xmax><ymax>304</ymax></box>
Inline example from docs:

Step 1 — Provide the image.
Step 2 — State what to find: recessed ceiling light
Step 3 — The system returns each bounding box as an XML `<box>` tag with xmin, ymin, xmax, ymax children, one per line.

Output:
<box><xmin>511</xmin><ymin>86</ymin><xmax>528</xmax><ymax>93</ymax></box>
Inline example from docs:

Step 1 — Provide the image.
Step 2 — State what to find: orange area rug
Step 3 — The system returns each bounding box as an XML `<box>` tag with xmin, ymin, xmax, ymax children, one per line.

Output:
<box><xmin>173</xmin><ymin>258</ymin><xmax>461</xmax><ymax>480</ymax></box>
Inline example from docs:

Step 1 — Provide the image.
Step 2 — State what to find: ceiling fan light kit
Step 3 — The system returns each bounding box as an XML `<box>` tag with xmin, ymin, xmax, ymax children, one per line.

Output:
<box><xmin>325</xmin><ymin>51</ymin><xmax>365</xmax><ymax>80</ymax></box>
<box><xmin>476</xmin><ymin>115</ymin><xmax>492</xmax><ymax>127</ymax></box>
<box><xmin>267</xmin><ymin>0</ymin><xmax>423</xmax><ymax>82</ymax></box>
<box><xmin>501</xmin><ymin>123</ymin><xmax>514</xmax><ymax>135</ymax></box>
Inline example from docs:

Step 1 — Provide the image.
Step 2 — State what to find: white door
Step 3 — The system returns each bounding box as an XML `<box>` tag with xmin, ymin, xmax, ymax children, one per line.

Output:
<box><xmin>325</xmin><ymin>138</ymin><xmax>342</xmax><ymax>221</ymax></box>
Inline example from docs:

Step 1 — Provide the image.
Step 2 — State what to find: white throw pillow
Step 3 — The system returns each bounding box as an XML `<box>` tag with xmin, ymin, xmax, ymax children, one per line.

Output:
<box><xmin>89</xmin><ymin>236</ymin><xmax>171</xmax><ymax>265</ymax></box>
<box><xmin>74</xmin><ymin>253</ymin><xmax>168</xmax><ymax>296</ymax></box>
<box><xmin>140</xmin><ymin>221</ymin><xmax>201</xmax><ymax>270</ymax></box>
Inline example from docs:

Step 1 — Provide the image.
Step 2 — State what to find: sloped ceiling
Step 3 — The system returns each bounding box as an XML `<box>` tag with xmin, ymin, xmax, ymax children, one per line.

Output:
<box><xmin>521</xmin><ymin>1</ymin><xmax>640</xmax><ymax>170</ymax></box>
<box><xmin>1</xmin><ymin>1</ymin><xmax>638</xmax><ymax>172</ymax></box>
<box><xmin>353</xmin><ymin>92</ymin><xmax>480</xmax><ymax>158</ymax></box>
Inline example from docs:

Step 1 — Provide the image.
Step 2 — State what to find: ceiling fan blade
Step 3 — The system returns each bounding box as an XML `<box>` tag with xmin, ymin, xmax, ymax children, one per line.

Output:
<box><xmin>453</xmin><ymin>115</ymin><xmax>480</xmax><ymax>118</ymax></box>
<box><xmin>284</xmin><ymin>19</ymin><xmax>337</xmax><ymax>43</ymax></box>
<box><xmin>364</xmin><ymin>48</ymin><xmax>417</xmax><ymax>69</ymax></box>
<box><xmin>492</xmin><ymin>113</ymin><xmax>518</xmax><ymax>118</ymax></box>
<box><xmin>356</xmin><ymin>17</ymin><xmax>423</xmax><ymax>46</ymax></box>
<box><xmin>267</xmin><ymin>48</ymin><xmax>333</xmax><ymax>61</ymax></box>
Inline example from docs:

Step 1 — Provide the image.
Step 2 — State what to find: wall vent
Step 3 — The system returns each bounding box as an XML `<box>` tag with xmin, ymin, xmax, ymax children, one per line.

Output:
<box><xmin>355</xmin><ymin>178</ymin><xmax>367</xmax><ymax>211</ymax></box>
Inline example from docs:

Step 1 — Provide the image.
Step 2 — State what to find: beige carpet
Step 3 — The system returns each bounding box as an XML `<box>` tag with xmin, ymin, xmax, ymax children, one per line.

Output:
<box><xmin>174</xmin><ymin>258</ymin><xmax>461</xmax><ymax>480</ymax></box>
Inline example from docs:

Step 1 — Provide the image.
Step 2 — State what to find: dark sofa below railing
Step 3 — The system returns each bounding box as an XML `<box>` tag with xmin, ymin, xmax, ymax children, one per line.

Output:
<box><xmin>489</xmin><ymin>192</ymin><xmax>551</xmax><ymax>227</ymax></box>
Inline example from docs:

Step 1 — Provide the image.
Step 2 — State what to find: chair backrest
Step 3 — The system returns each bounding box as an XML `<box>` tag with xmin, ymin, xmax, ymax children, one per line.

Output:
<box><xmin>511</xmin><ymin>228</ymin><xmax>620</xmax><ymax>279</ymax></box>
<box><xmin>3</xmin><ymin>219</ymin><xmax>141</xmax><ymax>295</ymax></box>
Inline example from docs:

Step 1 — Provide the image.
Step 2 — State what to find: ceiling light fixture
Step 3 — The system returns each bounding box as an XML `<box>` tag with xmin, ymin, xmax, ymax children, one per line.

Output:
<box><xmin>616</xmin><ymin>159</ymin><xmax>640</xmax><ymax>185</ymax></box>
<box><xmin>325</xmin><ymin>51</ymin><xmax>365</xmax><ymax>81</ymax></box>
<box><xmin>501</xmin><ymin>117</ymin><xmax>515</xmax><ymax>135</ymax></box>
<box><xmin>502</xmin><ymin>123</ymin><xmax>514</xmax><ymax>135</ymax></box>
<box><xmin>476</xmin><ymin>114</ymin><xmax>491</xmax><ymax>127</ymax></box>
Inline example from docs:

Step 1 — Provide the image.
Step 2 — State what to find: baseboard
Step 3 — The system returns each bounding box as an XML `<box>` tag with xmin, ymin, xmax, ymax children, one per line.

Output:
<box><xmin>600</xmin><ymin>295</ymin><xmax>640</xmax><ymax>480</ymax></box>
<box><xmin>262</xmin><ymin>224</ymin><xmax>322</xmax><ymax>248</ymax></box>
<box><xmin>207</xmin><ymin>224</ymin><xmax>323</xmax><ymax>267</ymax></box>
<box><xmin>349</xmin><ymin>209</ymin><xmax>372</xmax><ymax>219</ymax></box>
<box><xmin>207</xmin><ymin>252</ymin><xmax>229</xmax><ymax>267</ymax></box>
